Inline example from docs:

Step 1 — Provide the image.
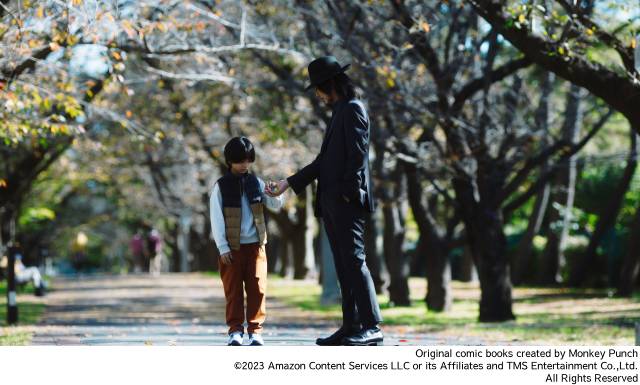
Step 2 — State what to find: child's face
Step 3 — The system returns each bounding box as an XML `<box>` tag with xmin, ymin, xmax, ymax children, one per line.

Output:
<box><xmin>230</xmin><ymin>159</ymin><xmax>252</xmax><ymax>175</ymax></box>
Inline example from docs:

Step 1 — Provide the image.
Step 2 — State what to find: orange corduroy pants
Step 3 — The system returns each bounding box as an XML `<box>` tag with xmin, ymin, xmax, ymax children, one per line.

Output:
<box><xmin>219</xmin><ymin>243</ymin><xmax>267</xmax><ymax>335</ymax></box>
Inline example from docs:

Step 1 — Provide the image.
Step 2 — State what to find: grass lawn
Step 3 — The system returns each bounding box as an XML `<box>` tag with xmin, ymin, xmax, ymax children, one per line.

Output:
<box><xmin>0</xmin><ymin>280</ymin><xmax>46</xmax><ymax>345</ymax></box>
<box><xmin>266</xmin><ymin>276</ymin><xmax>640</xmax><ymax>345</ymax></box>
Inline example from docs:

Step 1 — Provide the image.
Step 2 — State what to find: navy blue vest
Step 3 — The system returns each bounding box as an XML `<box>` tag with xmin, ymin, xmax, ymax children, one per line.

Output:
<box><xmin>217</xmin><ymin>172</ymin><xmax>263</xmax><ymax>208</ymax></box>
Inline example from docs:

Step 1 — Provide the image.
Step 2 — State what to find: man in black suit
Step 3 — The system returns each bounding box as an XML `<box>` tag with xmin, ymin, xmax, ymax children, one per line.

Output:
<box><xmin>266</xmin><ymin>56</ymin><xmax>383</xmax><ymax>346</ymax></box>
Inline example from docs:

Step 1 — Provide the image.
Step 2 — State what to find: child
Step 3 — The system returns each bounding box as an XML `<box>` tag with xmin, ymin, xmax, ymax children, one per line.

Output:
<box><xmin>209</xmin><ymin>136</ymin><xmax>284</xmax><ymax>346</ymax></box>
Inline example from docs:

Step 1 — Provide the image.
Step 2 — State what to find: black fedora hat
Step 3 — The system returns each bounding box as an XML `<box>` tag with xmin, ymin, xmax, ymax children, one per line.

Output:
<box><xmin>305</xmin><ymin>56</ymin><xmax>350</xmax><ymax>91</ymax></box>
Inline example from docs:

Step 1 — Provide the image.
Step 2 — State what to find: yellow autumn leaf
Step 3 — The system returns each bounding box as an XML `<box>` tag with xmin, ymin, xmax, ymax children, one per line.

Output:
<box><xmin>36</xmin><ymin>6</ymin><xmax>45</xmax><ymax>18</ymax></box>
<box><xmin>386</xmin><ymin>78</ymin><xmax>395</xmax><ymax>88</ymax></box>
<box><xmin>585</xmin><ymin>28</ymin><xmax>594</xmax><ymax>36</ymax></box>
<box><xmin>558</xmin><ymin>46</ymin><xmax>565</xmax><ymax>55</ymax></box>
<box><xmin>421</xmin><ymin>21</ymin><xmax>430</xmax><ymax>33</ymax></box>
<box><xmin>125</xmin><ymin>110</ymin><xmax>133</xmax><ymax>118</ymax></box>
<box><xmin>518</xmin><ymin>14</ymin><xmax>526</xmax><ymax>24</ymax></box>
<box><xmin>631</xmin><ymin>38</ymin><xmax>637</xmax><ymax>50</ymax></box>
<box><xmin>72</xmin><ymin>0</ymin><xmax>83</xmax><ymax>6</ymax></box>
<box><xmin>111</xmin><ymin>51</ymin><xmax>122</xmax><ymax>60</ymax></box>
<box><xmin>49</xmin><ymin>42</ymin><xmax>61</xmax><ymax>51</ymax></box>
<box><xmin>66</xmin><ymin>35</ymin><xmax>79</xmax><ymax>45</ymax></box>
<box><xmin>0</xmin><ymin>179</ymin><xmax>7</xmax><ymax>188</ymax></box>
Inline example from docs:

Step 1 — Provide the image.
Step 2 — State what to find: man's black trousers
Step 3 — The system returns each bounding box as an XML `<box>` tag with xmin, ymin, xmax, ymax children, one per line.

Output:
<box><xmin>321</xmin><ymin>195</ymin><xmax>382</xmax><ymax>329</ymax></box>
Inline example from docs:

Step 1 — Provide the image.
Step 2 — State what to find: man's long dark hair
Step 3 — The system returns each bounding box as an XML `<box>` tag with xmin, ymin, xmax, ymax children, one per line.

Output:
<box><xmin>316</xmin><ymin>73</ymin><xmax>359</xmax><ymax>100</ymax></box>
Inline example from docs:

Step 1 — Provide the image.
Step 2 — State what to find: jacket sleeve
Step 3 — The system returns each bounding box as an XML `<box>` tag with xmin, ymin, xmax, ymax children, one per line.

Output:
<box><xmin>286</xmin><ymin>154</ymin><xmax>321</xmax><ymax>195</ymax></box>
<box><xmin>258</xmin><ymin>178</ymin><xmax>284</xmax><ymax>210</ymax></box>
<box><xmin>341</xmin><ymin>102</ymin><xmax>369</xmax><ymax>201</ymax></box>
<box><xmin>209</xmin><ymin>183</ymin><xmax>231</xmax><ymax>255</ymax></box>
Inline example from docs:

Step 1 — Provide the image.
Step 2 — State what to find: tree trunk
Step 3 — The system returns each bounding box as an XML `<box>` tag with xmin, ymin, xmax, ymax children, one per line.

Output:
<box><xmin>540</xmin><ymin>84</ymin><xmax>584</xmax><ymax>285</ymax></box>
<box><xmin>456</xmin><ymin>177</ymin><xmax>515</xmax><ymax>322</ymax></box>
<box><xmin>404</xmin><ymin>161</ymin><xmax>452</xmax><ymax>311</ymax></box>
<box><xmin>423</xmin><ymin>232</ymin><xmax>452</xmax><ymax>312</ymax></box>
<box><xmin>280</xmin><ymin>239</ymin><xmax>294</xmax><ymax>278</ymax></box>
<box><xmin>471</xmin><ymin>207</ymin><xmax>514</xmax><ymax>321</ymax></box>
<box><xmin>617</xmin><ymin>201</ymin><xmax>640</xmax><ymax>296</ymax></box>
<box><xmin>291</xmin><ymin>223</ymin><xmax>307</xmax><ymax>279</ymax></box>
<box><xmin>512</xmin><ymin>71</ymin><xmax>554</xmax><ymax>285</ymax></box>
<box><xmin>382</xmin><ymin>168</ymin><xmax>410</xmax><ymax>306</ymax></box>
<box><xmin>270</xmin><ymin>210</ymin><xmax>295</xmax><ymax>278</ymax></box>
<box><xmin>177</xmin><ymin>211</ymin><xmax>192</xmax><ymax>272</ymax></box>
<box><xmin>303</xmin><ymin>184</ymin><xmax>317</xmax><ymax>278</ymax></box>
<box><xmin>459</xmin><ymin>245</ymin><xmax>478</xmax><ymax>282</ymax></box>
<box><xmin>265</xmin><ymin>233</ymin><xmax>280</xmax><ymax>274</ymax></box>
<box><xmin>572</xmin><ymin>131</ymin><xmax>637</xmax><ymax>287</ymax></box>
<box><xmin>0</xmin><ymin>205</ymin><xmax>17</xmax><ymax>252</ymax></box>
<box><xmin>164</xmin><ymin>219</ymin><xmax>181</xmax><ymax>272</ymax></box>
<box><xmin>189</xmin><ymin>225</ymin><xmax>216</xmax><ymax>272</ymax></box>
<box><xmin>512</xmin><ymin>182</ymin><xmax>550</xmax><ymax>284</ymax></box>
<box><xmin>364</xmin><ymin>209</ymin><xmax>387</xmax><ymax>294</ymax></box>
<box><xmin>368</xmin><ymin>134</ymin><xmax>389</xmax><ymax>295</ymax></box>
<box><xmin>291</xmin><ymin>186</ymin><xmax>316</xmax><ymax>279</ymax></box>
<box><xmin>382</xmin><ymin>201</ymin><xmax>410</xmax><ymax>306</ymax></box>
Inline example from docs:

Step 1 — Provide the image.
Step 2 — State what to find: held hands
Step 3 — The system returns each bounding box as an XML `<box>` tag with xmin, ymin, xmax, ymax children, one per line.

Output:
<box><xmin>265</xmin><ymin>179</ymin><xmax>289</xmax><ymax>197</ymax></box>
<box><xmin>220</xmin><ymin>252</ymin><xmax>233</xmax><ymax>265</ymax></box>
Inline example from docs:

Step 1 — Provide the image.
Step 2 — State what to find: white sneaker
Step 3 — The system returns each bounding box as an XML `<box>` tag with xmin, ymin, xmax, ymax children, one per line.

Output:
<box><xmin>247</xmin><ymin>333</ymin><xmax>264</xmax><ymax>346</ymax></box>
<box><xmin>227</xmin><ymin>332</ymin><xmax>243</xmax><ymax>346</ymax></box>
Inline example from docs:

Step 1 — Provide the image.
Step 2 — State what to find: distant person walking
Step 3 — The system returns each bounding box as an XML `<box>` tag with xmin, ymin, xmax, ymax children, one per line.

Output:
<box><xmin>147</xmin><ymin>227</ymin><xmax>163</xmax><ymax>275</ymax></box>
<box><xmin>129</xmin><ymin>231</ymin><xmax>145</xmax><ymax>273</ymax></box>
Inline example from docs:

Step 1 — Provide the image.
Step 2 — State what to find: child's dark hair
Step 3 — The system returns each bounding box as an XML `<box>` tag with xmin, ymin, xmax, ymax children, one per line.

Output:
<box><xmin>316</xmin><ymin>72</ymin><xmax>359</xmax><ymax>100</ymax></box>
<box><xmin>224</xmin><ymin>137</ymin><xmax>255</xmax><ymax>169</ymax></box>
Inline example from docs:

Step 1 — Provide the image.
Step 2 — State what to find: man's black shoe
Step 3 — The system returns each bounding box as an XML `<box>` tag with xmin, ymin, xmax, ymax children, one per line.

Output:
<box><xmin>342</xmin><ymin>327</ymin><xmax>383</xmax><ymax>346</ymax></box>
<box><xmin>316</xmin><ymin>326</ymin><xmax>358</xmax><ymax>346</ymax></box>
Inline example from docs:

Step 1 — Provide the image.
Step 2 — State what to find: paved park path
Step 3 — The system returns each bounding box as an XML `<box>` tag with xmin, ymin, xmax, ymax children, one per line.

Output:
<box><xmin>30</xmin><ymin>273</ymin><xmax>489</xmax><ymax>346</ymax></box>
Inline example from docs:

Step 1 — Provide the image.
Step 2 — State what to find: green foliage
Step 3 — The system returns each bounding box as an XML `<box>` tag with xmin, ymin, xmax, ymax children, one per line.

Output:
<box><xmin>575</xmin><ymin>162</ymin><xmax>639</xmax><ymax>230</ymax></box>
<box><xmin>18</xmin><ymin>207</ymin><xmax>56</xmax><ymax>227</ymax></box>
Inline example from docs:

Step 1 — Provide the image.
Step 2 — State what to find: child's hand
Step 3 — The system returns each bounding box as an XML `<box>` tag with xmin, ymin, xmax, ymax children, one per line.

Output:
<box><xmin>220</xmin><ymin>252</ymin><xmax>233</xmax><ymax>265</ymax></box>
<box><xmin>265</xmin><ymin>179</ymin><xmax>289</xmax><ymax>197</ymax></box>
<box><xmin>265</xmin><ymin>181</ymin><xmax>277</xmax><ymax>195</ymax></box>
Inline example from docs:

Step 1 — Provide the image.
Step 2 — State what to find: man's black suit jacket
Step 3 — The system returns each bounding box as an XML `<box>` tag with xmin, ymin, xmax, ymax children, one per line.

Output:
<box><xmin>287</xmin><ymin>98</ymin><xmax>375</xmax><ymax>217</ymax></box>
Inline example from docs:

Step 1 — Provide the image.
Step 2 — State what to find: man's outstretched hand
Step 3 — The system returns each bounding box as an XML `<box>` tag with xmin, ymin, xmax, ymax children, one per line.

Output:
<box><xmin>265</xmin><ymin>179</ymin><xmax>289</xmax><ymax>197</ymax></box>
